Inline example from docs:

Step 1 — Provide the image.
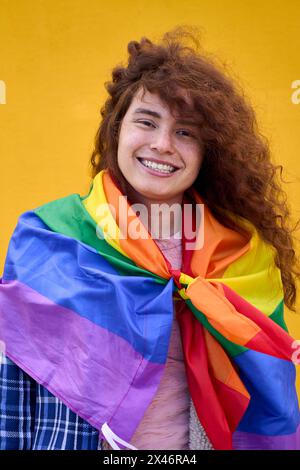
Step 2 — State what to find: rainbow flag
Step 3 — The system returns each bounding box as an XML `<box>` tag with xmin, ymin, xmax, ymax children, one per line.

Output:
<box><xmin>0</xmin><ymin>170</ymin><xmax>299</xmax><ymax>450</ymax></box>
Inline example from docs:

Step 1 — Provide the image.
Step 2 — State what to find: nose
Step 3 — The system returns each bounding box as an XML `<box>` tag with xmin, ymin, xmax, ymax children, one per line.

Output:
<box><xmin>150</xmin><ymin>129</ymin><xmax>175</xmax><ymax>154</ymax></box>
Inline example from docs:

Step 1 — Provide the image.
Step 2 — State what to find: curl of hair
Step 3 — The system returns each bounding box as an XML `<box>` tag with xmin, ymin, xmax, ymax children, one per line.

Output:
<box><xmin>90</xmin><ymin>26</ymin><xmax>300</xmax><ymax>311</ymax></box>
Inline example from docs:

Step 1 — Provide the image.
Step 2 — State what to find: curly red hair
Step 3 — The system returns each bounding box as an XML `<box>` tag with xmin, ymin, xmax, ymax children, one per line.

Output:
<box><xmin>90</xmin><ymin>26</ymin><xmax>300</xmax><ymax>311</ymax></box>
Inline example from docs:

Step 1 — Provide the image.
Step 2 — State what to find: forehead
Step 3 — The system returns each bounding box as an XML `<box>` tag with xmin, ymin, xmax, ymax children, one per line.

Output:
<box><xmin>129</xmin><ymin>88</ymin><xmax>169</xmax><ymax>111</ymax></box>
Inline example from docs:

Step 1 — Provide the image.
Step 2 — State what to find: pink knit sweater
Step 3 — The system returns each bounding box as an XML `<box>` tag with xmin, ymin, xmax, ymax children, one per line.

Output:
<box><xmin>130</xmin><ymin>234</ymin><xmax>190</xmax><ymax>450</ymax></box>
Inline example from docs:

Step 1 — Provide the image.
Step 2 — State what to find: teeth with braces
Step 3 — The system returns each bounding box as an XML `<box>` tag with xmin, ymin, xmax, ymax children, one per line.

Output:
<box><xmin>140</xmin><ymin>159</ymin><xmax>177</xmax><ymax>173</ymax></box>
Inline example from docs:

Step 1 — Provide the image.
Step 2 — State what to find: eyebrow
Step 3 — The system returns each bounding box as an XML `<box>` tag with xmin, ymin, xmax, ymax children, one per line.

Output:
<box><xmin>133</xmin><ymin>107</ymin><xmax>198</xmax><ymax>127</ymax></box>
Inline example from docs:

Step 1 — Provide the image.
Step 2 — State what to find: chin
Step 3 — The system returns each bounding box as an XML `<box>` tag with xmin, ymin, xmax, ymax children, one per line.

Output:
<box><xmin>139</xmin><ymin>192</ymin><xmax>162</xmax><ymax>200</ymax></box>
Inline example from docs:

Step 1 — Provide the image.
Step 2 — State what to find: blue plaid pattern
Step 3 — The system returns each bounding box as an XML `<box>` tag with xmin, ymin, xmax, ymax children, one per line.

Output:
<box><xmin>0</xmin><ymin>355</ymin><xmax>102</xmax><ymax>450</ymax></box>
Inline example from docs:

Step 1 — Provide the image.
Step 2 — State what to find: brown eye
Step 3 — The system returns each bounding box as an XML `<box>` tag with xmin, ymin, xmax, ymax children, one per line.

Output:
<box><xmin>177</xmin><ymin>129</ymin><xmax>193</xmax><ymax>137</ymax></box>
<box><xmin>136</xmin><ymin>120</ymin><xmax>155</xmax><ymax>128</ymax></box>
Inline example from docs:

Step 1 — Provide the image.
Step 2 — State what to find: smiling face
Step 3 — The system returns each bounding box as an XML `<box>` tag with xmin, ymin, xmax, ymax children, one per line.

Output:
<box><xmin>117</xmin><ymin>88</ymin><xmax>204</xmax><ymax>206</ymax></box>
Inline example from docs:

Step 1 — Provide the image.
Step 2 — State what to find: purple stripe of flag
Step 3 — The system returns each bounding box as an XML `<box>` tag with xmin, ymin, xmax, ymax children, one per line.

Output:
<box><xmin>0</xmin><ymin>279</ymin><xmax>164</xmax><ymax>443</ymax></box>
<box><xmin>233</xmin><ymin>423</ymin><xmax>300</xmax><ymax>449</ymax></box>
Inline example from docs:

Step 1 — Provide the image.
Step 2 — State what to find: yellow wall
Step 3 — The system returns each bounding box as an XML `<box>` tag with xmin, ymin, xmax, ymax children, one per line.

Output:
<box><xmin>1</xmin><ymin>0</ymin><xmax>299</xmax><ymax>390</ymax></box>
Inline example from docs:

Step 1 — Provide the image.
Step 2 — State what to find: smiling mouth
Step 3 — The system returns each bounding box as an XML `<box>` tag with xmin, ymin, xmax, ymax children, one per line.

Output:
<box><xmin>137</xmin><ymin>157</ymin><xmax>179</xmax><ymax>174</ymax></box>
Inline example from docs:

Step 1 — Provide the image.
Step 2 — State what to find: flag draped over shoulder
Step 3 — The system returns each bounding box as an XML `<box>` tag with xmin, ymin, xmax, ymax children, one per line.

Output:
<box><xmin>0</xmin><ymin>169</ymin><xmax>299</xmax><ymax>450</ymax></box>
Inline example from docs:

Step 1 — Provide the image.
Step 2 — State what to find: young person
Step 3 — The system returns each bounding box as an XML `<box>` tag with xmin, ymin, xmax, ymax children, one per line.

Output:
<box><xmin>0</xmin><ymin>28</ymin><xmax>299</xmax><ymax>450</ymax></box>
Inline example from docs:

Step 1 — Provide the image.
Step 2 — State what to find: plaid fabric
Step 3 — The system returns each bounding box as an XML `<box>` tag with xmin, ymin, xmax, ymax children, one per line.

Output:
<box><xmin>0</xmin><ymin>355</ymin><xmax>102</xmax><ymax>450</ymax></box>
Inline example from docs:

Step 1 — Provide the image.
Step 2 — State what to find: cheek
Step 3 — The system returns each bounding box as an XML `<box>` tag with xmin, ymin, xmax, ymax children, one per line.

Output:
<box><xmin>118</xmin><ymin>133</ymin><xmax>145</xmax><ymax>159</ymax></box>
<box><xmin>184</xmin><ymin>147</ymin><xmax>203</xmax><ymax>171</ymax></box>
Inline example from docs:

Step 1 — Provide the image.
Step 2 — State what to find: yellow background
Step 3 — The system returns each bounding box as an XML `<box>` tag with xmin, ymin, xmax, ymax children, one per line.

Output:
<box><xmin>0</xmin><ymin>0</ymin><xmax>299</xmax><ymax>390</ymax></box>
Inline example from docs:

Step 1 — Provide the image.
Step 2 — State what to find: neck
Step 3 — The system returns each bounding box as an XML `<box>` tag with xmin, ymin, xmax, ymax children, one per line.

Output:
<box><xmin>125</xmin><ymin>186</ymin><xmax>183</xmax><ymax>239</ymax></box>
